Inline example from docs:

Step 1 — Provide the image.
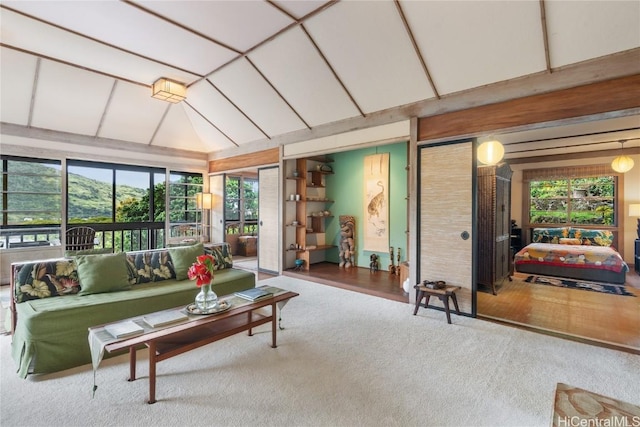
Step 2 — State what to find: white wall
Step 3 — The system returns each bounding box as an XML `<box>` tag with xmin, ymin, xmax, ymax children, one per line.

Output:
<box><xmin>510</xmin><ymin>154</ymin><xmax>640</xmax><ymax>264</ymax></box>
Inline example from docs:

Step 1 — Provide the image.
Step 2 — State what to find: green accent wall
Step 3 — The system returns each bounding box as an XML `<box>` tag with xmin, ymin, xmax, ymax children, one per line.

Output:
<box><xmin>325</xmin><ymin>142</ymin><xmax>408</xmax><ymax>270</ymax></box>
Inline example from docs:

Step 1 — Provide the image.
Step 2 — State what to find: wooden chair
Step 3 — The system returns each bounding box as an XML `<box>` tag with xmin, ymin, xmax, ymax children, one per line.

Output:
<box><xmin>65</xmin><ymin>226</ymin><xmax>96</xmax><ymax>251</ymax></box>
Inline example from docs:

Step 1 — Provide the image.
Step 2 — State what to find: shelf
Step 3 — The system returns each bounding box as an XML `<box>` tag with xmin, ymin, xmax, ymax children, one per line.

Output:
<box><xmin>308</xmin><ymin>170</ymin><xmax>334</xmax><ymax>175</ymax></box>
<box><xmin>287</xmin><ymin>245</ymin><xmax>334</xmax><ymax>252</ymax></box>
<box><xmin>306</xmin><ymin>199</ymin><xmax>334</xmax><ymax>203</ymax></box>
<box><xmin>306</xmin><ymin>245</ymin><xmax>336</xmax><ymax>252</ymax></box>
<box><xmin>306</xmin><ymin>155</ymin><xmax>334</xmax><ymax>163</ymax></box>
<box><xmin>286</xmin><ymin>224</ymin><xmax>305</xmax><ymax>227</ymax></box>
<box><xmin>307</xmin><ymin>184</ymin><xmax>325</xmax><ymax>188</ymax></box>
<box><xmin>286</xmin><ymin>176</ymin><xmax>304</xmax><ymax>180</ymax></box>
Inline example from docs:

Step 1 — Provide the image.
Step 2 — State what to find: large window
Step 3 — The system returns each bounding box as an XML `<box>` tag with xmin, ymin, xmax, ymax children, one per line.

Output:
<box><xmin>67</xmin><ymin>160</ymin><xmax>168</xmax><ymax>250</ymax></box>
<box><xmin>1</xmin><ymin>156</ymin><xmax>62</xmax><ymax>248</ymax></box>
<box><xmin>1</xmin><ymin>157</ymin><xmax>204</xmax><ymax>251</ymax></box>
<box><xmin>526</xmin><ymin>165</ymin><xmax>618</xmax><ymax>227</ymax></box>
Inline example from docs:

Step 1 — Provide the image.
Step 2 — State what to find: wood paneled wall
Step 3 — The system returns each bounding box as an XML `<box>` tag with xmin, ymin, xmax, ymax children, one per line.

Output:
<box><xmin>208</xmin><ymin>148</ymin><xmax>279</xmax><ymax>173</ymax></box>
<box><xmin>417</xmin><ymin>74</ymin><xmax>640</xmax><ymax>141</ymax></box>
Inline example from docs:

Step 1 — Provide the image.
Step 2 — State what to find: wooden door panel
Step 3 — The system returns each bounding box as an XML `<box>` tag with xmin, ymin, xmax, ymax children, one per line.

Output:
<box><xmin>419</xmin><ymin>141</ymin><xmax>474</xmax><ymax>315</ymax></box>
<box><xmin>258</xmin><ymin>167</ymin><xmax>279</xmax><ymax>273</ymax></box>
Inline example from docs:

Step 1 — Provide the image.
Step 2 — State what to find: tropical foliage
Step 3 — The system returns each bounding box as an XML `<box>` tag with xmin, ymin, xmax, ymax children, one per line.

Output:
<box><xmin>529</xmin><ymin>176</ymin><xmax>615</xmax><ymax>225</ymax></box>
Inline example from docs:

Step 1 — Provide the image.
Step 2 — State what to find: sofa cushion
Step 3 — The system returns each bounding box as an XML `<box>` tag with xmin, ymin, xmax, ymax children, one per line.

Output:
<box><xmin>127</xmin><ymin>249</ymin><xmax>175</xmax><ymax>284</ymax></box>
<box><xmin>14</xmin><ymin>259</ymin><xmax>80</xmax><ymax>303</ymax></box>
<box><xmin>168</xmin><ymin>242</ymin><xmax>205</xmax><ymax>280</ymax></box>
<box><xmin>204</xmin><ymin>243</ymin><xmax>234</xmax><ymax>270</ymax></box>
<box><xmin>77</xmin><ymin>252</ymin><xmax>131</xmax><ymax>296</ymax></box>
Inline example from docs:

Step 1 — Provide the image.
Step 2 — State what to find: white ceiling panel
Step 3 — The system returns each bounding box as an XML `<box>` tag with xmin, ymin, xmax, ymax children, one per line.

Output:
<box><xmin>306</xmin><ymin>0</ymin><xmax>434</xmax><ymax>113</ymax></box>
<box><xmin>183</xmin><ymin>107</ymin><xmax>237</xmax><ymax>152</ymax></box>
<box><xmin>209</xmin><ymin>58</ymin><xmax>307</xmax><ymax>137</ymax></box>
<box><xmin>32</xmin><ymin>60</ymin><xmax>114</xmax><ymax>135</ymax></box>
<box><xmin>1</xmin><ymin>1</ymin><xmax>637</xmax><ymax>159</ymax></box>
<box><xmin>151</xmin><ymin>104</ymin><xmax>210</xmax><ymax>152</ymax></box>
<box><xmin>186</xmin><ymin>81</ymin><xmax>265</xmax><ymax>145</ymax></box>
<box><xmin>249</xmin><ymin>26</ymin><xmax>360</xmax><ymax>127</ymax></box>
<box><xmin>404</xmin><ymin>0</ymin><xmax>546</xmax><ymax>95</ymax></box>
<box><xmin>98</xmin><ymin>81</ymin><xmax>168</xmax><ymax>144</ymax></box>
<box><xmin>0</xmin><ymin>48</ymin><xmax>37</xmax><ymax>126</ymax></box>
<box><xmin>2</xmin><ymin>1</ymin><xmax>236</xmax><ymax>76</ymax></box>
<box><xmin>0</xmin><ymin>8</ymin><xmax>200</xmax><ymax>85</ymax></box>
<box><xmin>138</xmin><ymin>0</ymin><xmax>294</xmax><ymax>53</ymax></box>
<box><xmin>272</xmin><ymin>0</ymin><xmax>331</xmax><ymax>20</ymax></box>
<box><xmin>545</xmin><ymin>0</ymin><xmax>640</xmax><ymax>68</ymax></box>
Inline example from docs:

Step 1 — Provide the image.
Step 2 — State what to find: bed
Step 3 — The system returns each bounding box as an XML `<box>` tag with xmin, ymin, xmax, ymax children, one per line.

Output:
<box><xmin>514</xmin><ymin>227</ymin><xmax>629</xmax><ymax>284</ymax></box>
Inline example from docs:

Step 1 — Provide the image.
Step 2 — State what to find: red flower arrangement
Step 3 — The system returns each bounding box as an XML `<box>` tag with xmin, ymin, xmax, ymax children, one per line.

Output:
<box><xmin>187</xmin><ymin>254</ymin><xmax>216</xmax><ymax>287</ymax></box>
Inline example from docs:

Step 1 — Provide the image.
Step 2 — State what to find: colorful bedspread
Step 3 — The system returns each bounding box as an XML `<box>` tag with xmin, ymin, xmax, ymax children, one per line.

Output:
<box><xmin>514</xmin><ymin>243</ymin><xmax>629</xmax><ymax>273</ymax></box>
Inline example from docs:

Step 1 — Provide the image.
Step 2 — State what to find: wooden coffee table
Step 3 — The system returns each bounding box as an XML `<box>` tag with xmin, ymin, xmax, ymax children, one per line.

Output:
<box><xmin>89</xmin><ymin>288</ymin><xmax>298</xmax><ymax>404</ymax></box>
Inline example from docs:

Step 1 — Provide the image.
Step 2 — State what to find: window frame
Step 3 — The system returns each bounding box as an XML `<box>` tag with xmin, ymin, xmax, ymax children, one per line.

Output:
<box><xmin>523</xmin><ymin>164</ymin><xmax>623</xmax><ymax>244</ymax></box>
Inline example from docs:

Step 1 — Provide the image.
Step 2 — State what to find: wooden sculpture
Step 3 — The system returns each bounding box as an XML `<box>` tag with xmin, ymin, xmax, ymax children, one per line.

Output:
<box><xmin>389</xmin><ymin>246</ymin><xmax>396</xmax><ymax>274</ymax></box>
<box><xmin>338</xmin><ymin>215</ymin><xmax>355</xmax><ymax>268</ymax></box>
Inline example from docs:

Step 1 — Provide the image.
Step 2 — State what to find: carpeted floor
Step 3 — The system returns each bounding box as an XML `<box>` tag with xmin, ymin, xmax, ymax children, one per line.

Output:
<box><xmin>1</xmin><ymin>275</ymin><xmax>639</xmax><ymax>427</ymax></box>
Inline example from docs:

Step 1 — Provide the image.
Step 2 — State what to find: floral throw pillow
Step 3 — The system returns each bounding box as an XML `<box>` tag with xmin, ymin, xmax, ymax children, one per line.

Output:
<box><xmin>204</xmin><ymin>244</ymin><xmax>233</xmax><ymax>270</ymax></box>
<box><xmin>127</xmin><ymin>250</ymin><xmax>175</xmax><ymax>284</ymax></box>
<box><xmin>14</xmin><ymin>260</ymin><xmax>80</xmax><ymax>303</ymax></box>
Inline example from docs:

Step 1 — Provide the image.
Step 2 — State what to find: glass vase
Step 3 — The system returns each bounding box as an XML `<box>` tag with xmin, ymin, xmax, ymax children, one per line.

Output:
<box><xmin>195</xmin><ymin>282</ymin><xmax>218</xmax><ymax>311</ymax></box>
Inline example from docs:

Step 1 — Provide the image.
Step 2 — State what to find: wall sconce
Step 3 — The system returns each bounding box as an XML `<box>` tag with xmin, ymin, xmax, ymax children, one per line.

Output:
<box><xmin>611</xmin><ymin>140</ymin><xmax>634</xmax><ymax>173</ymax></box>
<box><xmin>196</xmin><ymin>192</ymin><xmax>213</xmax><ymax>242</ymax></box>
<box><xmin>196</xmin><ymin>192</ymin><xmax>213</xmax><ymax>210</ymax></box>
<box><xmin>477</xmin><ymin>139</ymin><xmax>505</xmax><ymax>165</ymax></box>
<box><xmin>630</xmin><ymin>203</ymin><xmax>640</xmax><ymax>239</ymax></box>
<box><xmin>151</xmin><ymin>78</ymin><xmax>186</xmax><ymax>103</ymax></box>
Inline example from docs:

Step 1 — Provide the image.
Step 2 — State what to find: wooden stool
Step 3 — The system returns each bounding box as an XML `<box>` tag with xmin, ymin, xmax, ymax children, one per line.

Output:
<box><xmin>413</xmin><ymin>284</ymin><xmax>461</xmax><ymax>324</ymax></box>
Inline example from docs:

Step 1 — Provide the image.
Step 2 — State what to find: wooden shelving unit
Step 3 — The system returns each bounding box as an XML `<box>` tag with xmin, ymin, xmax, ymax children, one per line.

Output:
<box><xmin>285</xmin><ymin>157</ymin><xmax>336</xmax><ymax>271</ymax></box>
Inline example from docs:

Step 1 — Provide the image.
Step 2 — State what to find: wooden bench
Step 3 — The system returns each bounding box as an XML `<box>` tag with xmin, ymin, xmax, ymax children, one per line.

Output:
<box><xmin>413</xmin><ymin>284</ymin><xmax>461</xmax><ymax>324</ymax></box>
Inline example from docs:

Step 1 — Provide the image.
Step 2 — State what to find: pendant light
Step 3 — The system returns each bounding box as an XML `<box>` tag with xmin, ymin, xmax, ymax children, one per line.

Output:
<box><xmin>611</xmin><ymin>140</ymin><xmax>634</xmax><ymax>173</ymax></box>
<box><xmin>477</xmin><ymin>139</ymin><xmax>505</xmax><ymax>165</ymax></box>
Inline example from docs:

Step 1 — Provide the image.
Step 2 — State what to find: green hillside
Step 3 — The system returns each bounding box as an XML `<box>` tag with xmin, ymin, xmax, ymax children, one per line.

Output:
<box><xmin>5</xmin><ymin>161</ymin><xmax>146</xmax><ymax>223</ymax></box>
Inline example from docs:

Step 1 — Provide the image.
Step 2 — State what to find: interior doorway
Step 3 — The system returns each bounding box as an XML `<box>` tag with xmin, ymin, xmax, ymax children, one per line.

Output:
<box><xmin>223</xmin><ymin>172</ymin><xmax>258</xmax><ymax>259</ymax></box>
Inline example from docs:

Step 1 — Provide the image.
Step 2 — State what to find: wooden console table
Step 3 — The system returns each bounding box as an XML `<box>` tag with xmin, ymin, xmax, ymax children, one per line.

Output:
<box><xmin>89</xmin><ymin>287</ymin><xmax>298</xmax><ymax>404</ymax></box>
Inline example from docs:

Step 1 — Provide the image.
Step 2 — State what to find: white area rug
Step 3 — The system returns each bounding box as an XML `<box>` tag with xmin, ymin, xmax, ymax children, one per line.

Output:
<box><xmin>1</xmin><ymin>275</ymin><xmax>639</xmax><ymax>427</ymax></box>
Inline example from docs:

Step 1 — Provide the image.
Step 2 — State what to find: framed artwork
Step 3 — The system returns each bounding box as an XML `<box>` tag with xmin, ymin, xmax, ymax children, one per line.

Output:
<box><xmin>363</xmin><ymin>153</ymin><xmax>389</xmax><ymax>252</ymax></box>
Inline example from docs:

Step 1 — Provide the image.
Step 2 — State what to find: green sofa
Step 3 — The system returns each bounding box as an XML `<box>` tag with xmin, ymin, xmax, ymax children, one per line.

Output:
<box><xmin>9</xmin><ymin>242</ymin><xmax>255</xmax><ymax>378</ymax></box>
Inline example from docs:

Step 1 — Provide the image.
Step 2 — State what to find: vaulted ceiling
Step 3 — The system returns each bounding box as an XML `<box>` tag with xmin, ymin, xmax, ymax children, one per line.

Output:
<box><xmin>1</xmin><ymin>1</ymin><xmax>639</xmax><ymax>160</ymax></box>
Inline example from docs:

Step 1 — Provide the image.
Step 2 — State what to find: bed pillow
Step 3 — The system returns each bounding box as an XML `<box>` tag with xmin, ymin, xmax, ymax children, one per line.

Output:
<box><xmin>559</xmin><ymin>238</ymin><xmax>582</xmax><ymax>245</ymax></box>
<box><xmin>532</xmin><ymin>227</ymin><xmax>570</xmax><ymax>244</ymax></box>
<box><xmin>77</xmin><ymin>252</ymin><xmax>131</xmax><ymax>295</ymax></box>
<box><xmin>168</xmin><ymin>242</ymin><xmax>205</xmax><ymax>280</ymax></box>
<box><xmin>571</xmin><ymin>229</ymin><xmax>613</xmax><ymax>247</ymax></box>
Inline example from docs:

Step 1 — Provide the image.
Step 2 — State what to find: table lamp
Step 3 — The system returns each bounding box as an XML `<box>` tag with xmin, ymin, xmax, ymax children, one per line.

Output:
<box><xmin>630</xmin><ymin>204</ymin><xmax>640</xmax><ymax>239</ymax></box>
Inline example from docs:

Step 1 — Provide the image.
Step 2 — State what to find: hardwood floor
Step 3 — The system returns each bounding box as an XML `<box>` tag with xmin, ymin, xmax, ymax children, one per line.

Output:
<box><xmin>478</xmin><ymin>272</ymin><xmax>640</xmax><ymax>353</ymax></box>
<box><xmin>273</xmin><ymin>261</ymin><xmax>640</xmax><ymax>354</ymax></box>
<box><xmin>282</xmin><ymin>262</ymin><xmax>409</xmax><ymax>303</ymax></box>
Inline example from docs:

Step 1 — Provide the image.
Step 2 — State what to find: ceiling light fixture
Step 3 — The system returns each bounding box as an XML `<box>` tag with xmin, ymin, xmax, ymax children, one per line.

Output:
<box><xmin>151</xmin><ymin>78</ymin><xmax>186</xmax><ymax>103</ymax></box>
<box><xmin>477</xmin><ymin>139</ymin><xmax>505</xmax><ymax>165</ymax></box>
<box><xmin>610</xmin><ymin>140</ymin><xmax>634</xmax><ymax>173</ymax></box>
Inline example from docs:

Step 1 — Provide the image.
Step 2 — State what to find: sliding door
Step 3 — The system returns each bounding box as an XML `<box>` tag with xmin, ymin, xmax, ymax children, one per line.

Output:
<box><xmin>258</xmin><ymin>166</ymin><xmax>279</xmax><ymax>273</ymax></box>
<box><xmin>418</xmin><ymin>140</ymin><xmax>476</xmax><ymax>315</ymax></box>
<box><xmin>209</xmin><ymin>174</ymin><xmax>224</xmax><ymax>243</ymax></box>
